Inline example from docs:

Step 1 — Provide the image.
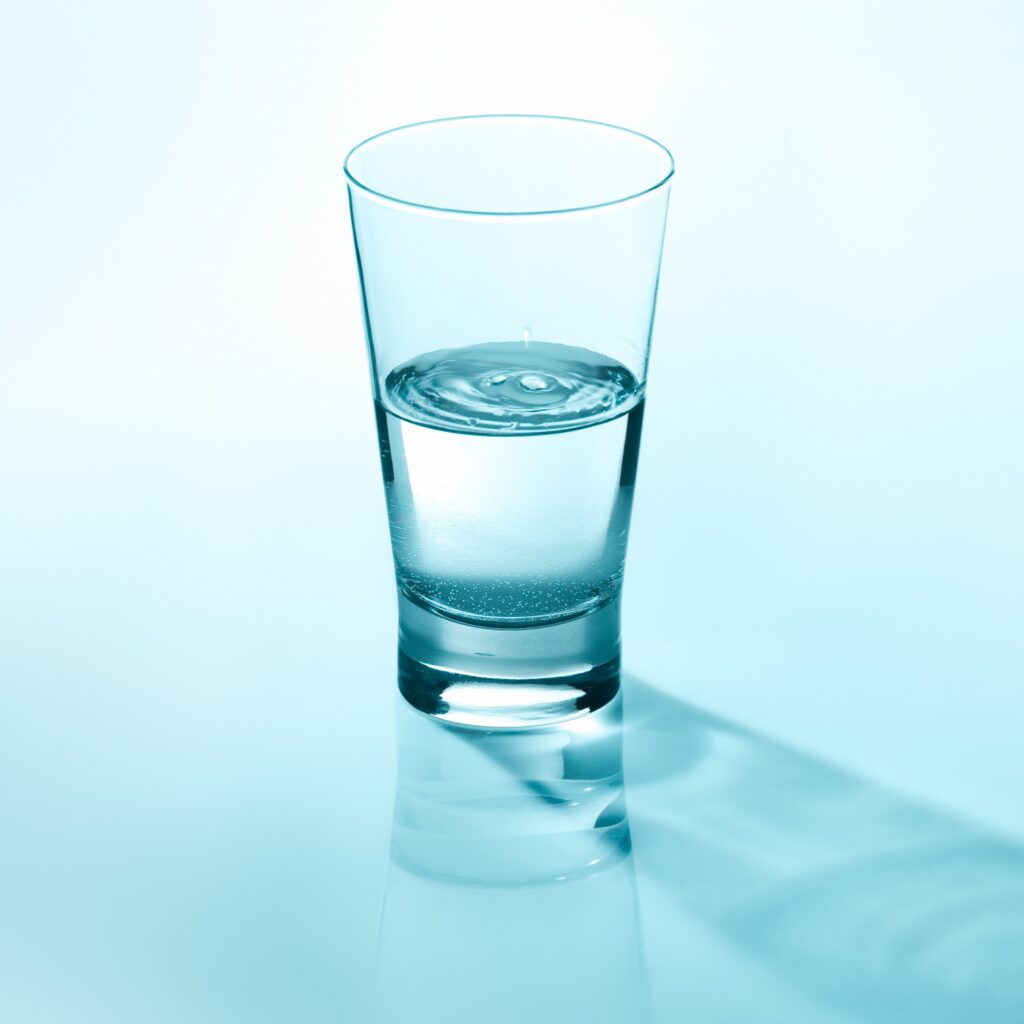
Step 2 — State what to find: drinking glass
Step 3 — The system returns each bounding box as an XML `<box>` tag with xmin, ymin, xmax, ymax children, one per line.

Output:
<box><xmin>344</xmin><ymin>115</ymin><xmax>672</xmax><ymax>727</ymax></box>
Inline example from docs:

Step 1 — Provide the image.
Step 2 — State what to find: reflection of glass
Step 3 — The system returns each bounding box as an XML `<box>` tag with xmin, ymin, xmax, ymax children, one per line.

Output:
<box><xmin>344</xmin><ymin>115</ymin><xmax>672</xmax><ymax>728</ymax></box>
<box><xmin>391</xmin><ymin>689</ymin><xmax>629</xmax><ymax>884</ymax></box>
<box><xmin>376</xmin><ymin>694</ymin><xmax>651</xmax><ymax>1023</ymax></box>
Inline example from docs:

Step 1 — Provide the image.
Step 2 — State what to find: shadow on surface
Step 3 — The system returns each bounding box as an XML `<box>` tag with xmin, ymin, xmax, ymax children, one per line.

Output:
<box><xmin>625</xmin><ymin>676</ymin><xmax>1024</xmax><ymax>1024</ymax></box>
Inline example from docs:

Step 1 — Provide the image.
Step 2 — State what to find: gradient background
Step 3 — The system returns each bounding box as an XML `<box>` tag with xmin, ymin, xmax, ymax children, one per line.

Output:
<box><xmin>2</xmin><ymin>2</ymin><xmax>1022</xmax><ymax>1022</ymax></box>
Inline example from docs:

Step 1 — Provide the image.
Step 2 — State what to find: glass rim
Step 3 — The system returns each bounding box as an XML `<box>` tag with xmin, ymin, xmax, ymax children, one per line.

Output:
<box><xmin>343</xmin><ymin>114</ymin><xmax>675</xmax><ymax>218</ymax></box>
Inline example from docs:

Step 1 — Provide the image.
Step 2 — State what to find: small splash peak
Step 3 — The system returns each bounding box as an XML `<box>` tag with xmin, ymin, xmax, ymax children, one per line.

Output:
<box><xmin>519</xmin><ymin>372</ymin><xmax>553</xmax><ymax>392</ymax></box>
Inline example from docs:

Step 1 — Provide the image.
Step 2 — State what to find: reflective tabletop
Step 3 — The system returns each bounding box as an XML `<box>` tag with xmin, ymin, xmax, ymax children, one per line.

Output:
<box><xmin>3</xmin><ymin>4</ymin><xmax>1023</xmax><ymax>1020</ymax></box>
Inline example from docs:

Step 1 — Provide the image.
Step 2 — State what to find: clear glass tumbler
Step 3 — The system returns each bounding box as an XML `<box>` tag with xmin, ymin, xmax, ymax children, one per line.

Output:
<box><xmin>344</xmin><ymin>115</ymin><xmax>672</xmax><ymax>728</ymax></box>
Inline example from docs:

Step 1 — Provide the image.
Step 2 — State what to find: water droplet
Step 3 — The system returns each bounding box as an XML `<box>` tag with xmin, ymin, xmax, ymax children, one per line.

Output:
<box><xmin>485</xmin><ymin>373</ymin><xmax>508</xmax><ymax>386</ymax></box>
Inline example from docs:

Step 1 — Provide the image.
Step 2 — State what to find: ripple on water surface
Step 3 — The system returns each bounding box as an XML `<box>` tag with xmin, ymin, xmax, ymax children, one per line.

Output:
<box><xmin>383</xmin><ymin>341</ymin><xmax>642</xmax><ymax>434</ymax></box>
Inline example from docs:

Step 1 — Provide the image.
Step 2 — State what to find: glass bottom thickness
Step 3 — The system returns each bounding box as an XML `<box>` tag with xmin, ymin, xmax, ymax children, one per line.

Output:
<box><xmin>397</xmin><ymin>592</ymin><xmax>621</xmax><ymax>729</ymax></box>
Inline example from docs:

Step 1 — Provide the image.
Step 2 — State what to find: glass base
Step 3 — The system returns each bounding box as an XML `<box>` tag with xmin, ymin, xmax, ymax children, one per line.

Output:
<box><xmin>397</xmin><ymin>592</ymin><xmax>621</xmax><ymax>729</ymax></box>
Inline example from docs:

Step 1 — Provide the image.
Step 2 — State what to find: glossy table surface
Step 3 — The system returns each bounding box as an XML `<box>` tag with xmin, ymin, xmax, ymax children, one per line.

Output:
<box><xmin>3</xmin><ymin>3</ymin><xmax>1022</xmax><ymax>1021</ymax></box>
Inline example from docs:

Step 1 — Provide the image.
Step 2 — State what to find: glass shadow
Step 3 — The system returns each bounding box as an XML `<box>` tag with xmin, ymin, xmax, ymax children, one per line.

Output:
<box><xmin>375</xmin><ymin>693</ymin><xmax>652</xmax><ymax>1024</ymax></box>
<box><xmin>625</xmin><ymin>677</ymin><xmax>1024</xmax><ymax>1024</ymax></box>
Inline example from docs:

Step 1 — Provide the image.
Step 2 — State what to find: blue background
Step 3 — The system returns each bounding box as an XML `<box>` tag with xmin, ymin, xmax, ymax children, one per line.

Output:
<box><xmin>2</xmin><ymin>2</ymin><xmax>1022</xmax><ymax>1021</ymax></box>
